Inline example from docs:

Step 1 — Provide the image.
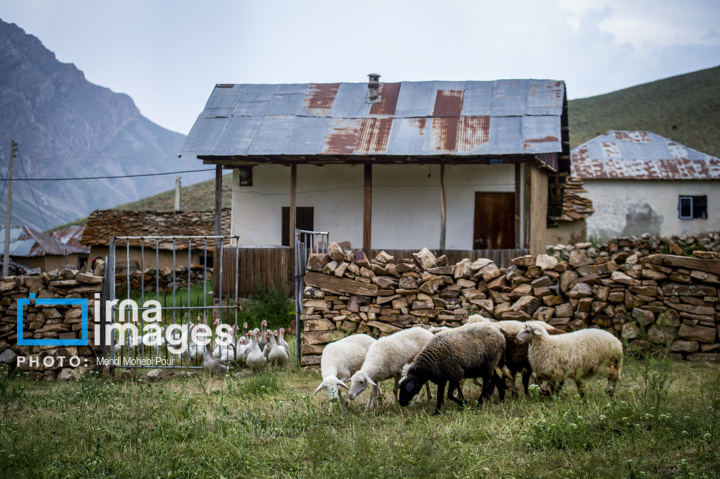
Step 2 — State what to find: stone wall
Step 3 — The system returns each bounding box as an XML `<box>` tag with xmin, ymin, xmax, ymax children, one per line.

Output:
<box><xmin>0</xmin><ymin>264</ymin><xmax>211</xmax><ymax>380</ymax></box>
<box><xmin>300</xmin><ymin>242</ymin><xmax>720</xmax><ymax>366</ymax></box>
<box><xmin>114</xmin><ymin>265</ymin><xmax>211</xmax><ymax>294</ymax></box>
<box><xmin>0</xmin><ymin>268</ymin><xmax>104</xmax><ymax>380</ymax></box>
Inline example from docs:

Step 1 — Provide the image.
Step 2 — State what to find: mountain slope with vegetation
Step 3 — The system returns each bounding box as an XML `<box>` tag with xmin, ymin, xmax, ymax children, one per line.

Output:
<box><xmin>569</xmin><ymin>65</ymin><xmax>720</xmax><ymax>156</ymax></box>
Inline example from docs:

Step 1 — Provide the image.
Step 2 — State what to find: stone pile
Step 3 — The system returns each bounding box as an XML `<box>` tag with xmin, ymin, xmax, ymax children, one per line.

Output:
<box><xmin>300</xmin><ymin>245</ymin><xmax>507</xmax><ymax>366</ymax></box>
<box><xmin>114</xmin><ymin>265</ymin><xmax>211</xmax><ymax>294</ymax></box>
<box><xmin>547</xmin><ymin>231</ymin><xmax>720</xmax><ymax>262</ymax></box>
<box><xmin>0</xmin><ymin>267</ymin><xmax>104</xmax><ymax>380</ymax></box>
<box><xmin>552</xmin><ymin>176</ymin><xmax>594</xmax><ymax>222</ymax></box>
<box><xmin>300</xmin><ymin>242</ymin><xmax>720</xmax><ymax>366</ymax></box>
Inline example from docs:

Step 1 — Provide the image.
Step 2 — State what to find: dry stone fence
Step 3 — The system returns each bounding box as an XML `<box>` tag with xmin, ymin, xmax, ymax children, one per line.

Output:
<box><xmin>0</xmin><ymin>268</ymin><xmax>104</xmax><ymax>380</ymax></box>
<box><xmin>300</xmin><ymin>242</ymin><xmax>720</xmax><ymax>366</ymax></box>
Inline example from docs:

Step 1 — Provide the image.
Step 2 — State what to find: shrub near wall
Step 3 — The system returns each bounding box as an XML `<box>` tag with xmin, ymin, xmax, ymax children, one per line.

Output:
<box><xmin>300</xmin><ymin>243</ymin><xmax>720</xmax><ymax>366</ymax></box>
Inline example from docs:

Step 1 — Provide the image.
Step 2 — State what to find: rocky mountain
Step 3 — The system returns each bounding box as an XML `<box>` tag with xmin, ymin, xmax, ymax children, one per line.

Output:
<box><xmin>0</xmin><ymin>19</ymin><xmax>213</xmax><ymax>231</ymax></box>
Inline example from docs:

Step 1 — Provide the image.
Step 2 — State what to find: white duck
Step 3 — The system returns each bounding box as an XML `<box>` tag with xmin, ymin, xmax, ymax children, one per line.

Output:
<box><xmin>268</xmin><ymin>331</ymin><xmax>289</xmax><ymax>368</ymax></box>
<box><xmin>257</xmin><ymin>320</ymin><xmax>268</xmax><ymax>351</ymax></box>
<box><xmin>246</xmin><ymin>331</ymin><xmax>267</xmax><ymax>371</ymax></box>
<box><xmin>277</xmin><ymin>328</ymin><xmax>290</xmax><ymax>356</ymax></box>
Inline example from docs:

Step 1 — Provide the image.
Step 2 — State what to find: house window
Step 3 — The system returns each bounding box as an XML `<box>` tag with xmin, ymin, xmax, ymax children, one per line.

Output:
<box><xmin>281</xmin><ymin>207</ymin><xmax>314</xmax><ymax>246</ymax></box>
<box><xmin>678</xmin><ymin>196</ymin><xmax>707</xmax><ymax>219</ymax></box>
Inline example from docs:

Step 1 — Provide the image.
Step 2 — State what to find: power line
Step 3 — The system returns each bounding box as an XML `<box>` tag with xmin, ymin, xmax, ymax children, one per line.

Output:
<box><xmin>16</xmin><ymin>149</ymin><xmax>49</xmax><ymax>231</ymax></box>
<box><xmin>3</xmin><ymin>167</ymin><xmax>216</xmax><ymax>181</ymax></box>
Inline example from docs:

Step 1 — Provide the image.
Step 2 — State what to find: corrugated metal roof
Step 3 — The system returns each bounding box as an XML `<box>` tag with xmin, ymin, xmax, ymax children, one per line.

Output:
<box><xmin>49</xmin><ymin>226</ymin><xmax>91</xmax><ymax>254</ymax></box>
<box><xmin>572</xmin><ymin>131</ymin><xmax>720</xmax><ymax>180</ymax></box>
<box><xmin>0</xmin><ymin>226</ymin><xmax>86</xmax><ymax>258</ymax></box>
<box><xmin>180</xmin><ymin>79</ymin><xmax>566</xmax><ymax>161</ymax></box>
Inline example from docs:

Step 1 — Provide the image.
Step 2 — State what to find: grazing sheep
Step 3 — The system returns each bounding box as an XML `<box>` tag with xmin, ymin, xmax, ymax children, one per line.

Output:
<box><xmin>399</xmin><ymin>323</ymin><xmax>506</xmax><ymax>414</ymax></box>
<box><xmin>516</xmin><ymin>324</ymin><xmax>623</xmax><ymax>397</ymax></box>
<box><xmin>314</xmin><ymin>334</ymin><xmax>377</xmax><ymax>409</ymax></box>
<box><xmin>469</xmin><ymin>314</ymin><xmax>554</xmax><ymax>335</ymax></box>
<box><xmin>348</xmin><ymin>327</ymin><xmax>434</xmax><ymax>411</ymax></box>
<box><xmin>498</xmin><ymin>327</ymin><xmax>565</xmax><ymax>396</ymax></box>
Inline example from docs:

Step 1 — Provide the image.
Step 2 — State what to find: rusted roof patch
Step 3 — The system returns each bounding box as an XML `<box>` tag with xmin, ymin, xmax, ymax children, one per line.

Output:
<box><xmin>369</xmin><ymin>82</ymin><xmax>401</xmax><ymax>116</ymax></box>
<box><xmin>323</xmin><ymin>119</ymin><xmax>361</xmax><ymax>155</ymax></box>
<box><xmin>304</xmin><ymin>83</ymin><xmax>340</xmax><ymax>114</ymax></box>
<box><xmin>432</xmin><ymin>90</ymin><xmax>464</xmax><ymax>117</ymax></box>
<box><xmin>357</xmin><ymin>118</ymin><xmax>393</xmax><ymax>153</ymax></box>
<box><xmin>572</xmin><ymin>131</ymin><xmax>720</xmax><ymax>180</ymax></box>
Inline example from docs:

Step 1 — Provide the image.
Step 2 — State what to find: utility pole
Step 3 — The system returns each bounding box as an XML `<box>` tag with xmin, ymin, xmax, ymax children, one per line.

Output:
<box><xmin>174</xmin><ymin>175</ymin><xmax>181</xmax><ymax>211</ymax></box>
<box><xmin>3</xmin><ymin>140</ymin><xmax>16</xmax><ymax>278</ymax></box>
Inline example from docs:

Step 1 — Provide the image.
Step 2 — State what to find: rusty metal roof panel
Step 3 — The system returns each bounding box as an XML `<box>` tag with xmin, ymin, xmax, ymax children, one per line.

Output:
<box><xmin>181</xmin><ymin>79</ymin><xmax>566</xmax><ymax>158</ymax></box>
<box><xmin>0</xmin><ymin>226</ymin><xmax>84</xmax><ymax>257</ymax></box>
<box><xmin>572</xmin><ymin>131</ymin><xmax>720</xmax><ymax>180</ymax></box>
<box><xmin>49</xmin><ymin>226</ymin><xmax>90</xmax><ymax>254</ymax></box>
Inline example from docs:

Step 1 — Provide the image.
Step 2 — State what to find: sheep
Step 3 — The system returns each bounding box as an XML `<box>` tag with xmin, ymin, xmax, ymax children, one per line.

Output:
<box><xmin>516</xmin><ymin>324</ymin><xmax>623</xmax><ymax>397</ymax></box>
<box><xmin>398</xmin><ymin>323</ymin><xmax>506</xmax><ymax>414</ymax></box>
<box><xmin>498</xmin><ymin>327</ymin><xmax>565</xmax><ymax>396</ymax></box>
<box><xmin>347</xmin><ymin>327</ymin><xmax>434</xmax><ymax>411</ymax></box>
<box><xmin>313</xmin><ymin>334</ymin><xmax>377</xmax><ymax>409</ymax></box>
<box><xmin>469</xmin><ymin>314</ymin><xmax>554</xmax><ymax>335</ymax></box>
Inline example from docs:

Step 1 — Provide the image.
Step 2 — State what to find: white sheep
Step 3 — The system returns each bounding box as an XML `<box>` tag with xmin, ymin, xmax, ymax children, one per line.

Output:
<box><xmin>469</xmin><ymin>314</ymin><xmax>554</xmax><ymax>335</ymax></box>
<box><xmin>347</xmin><ymin>327</ymin><xmax>434</xmax><ymax>411</ymax></box>
<box><xmin>516</xmin><ymin>324</ymin><xmax>623</xmax><ymax>396</ymax></box>
<box><xmin>313</xmin><ymin>334</ymin><xmax>377</xmax><ymax>409</ymax></box>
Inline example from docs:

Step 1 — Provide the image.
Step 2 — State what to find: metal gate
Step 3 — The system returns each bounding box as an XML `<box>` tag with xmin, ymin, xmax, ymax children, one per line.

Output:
<box><xmin>293</xmin><ymin>229</ymin><xmax>329</xmax><ymax>363</ymax></box>
<box><xmin>106</xmin><ymin>235</ymin><xmax>240</xmax><ymax>370</ymax></box>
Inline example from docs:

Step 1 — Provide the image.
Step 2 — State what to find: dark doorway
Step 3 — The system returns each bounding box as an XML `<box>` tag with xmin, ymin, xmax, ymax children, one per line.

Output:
<box><xmin>473</xmin><ymin>192</ymin><xmax>515</xmax><ymax>249</ymax></box>
<box><xmin>282</xmin><ymin>207</ymin><xmax>314</xmax><ymax>246</ymax></box>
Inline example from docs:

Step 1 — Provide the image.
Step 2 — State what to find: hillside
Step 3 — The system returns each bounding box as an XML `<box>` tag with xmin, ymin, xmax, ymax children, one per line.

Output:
<box><xmin>0</xmin><ymin>19</ymin><xmax>214</xmax><ymax>231</ymax></box>
<box><xmin>569</xmin><ymin>66</ymin><xmax>720</xmax><ymax>156</ymax></box>
<box><xmin>114</xmin><ymin>173</ymin><xmax>232</xmax><ymax>212</ymax></box>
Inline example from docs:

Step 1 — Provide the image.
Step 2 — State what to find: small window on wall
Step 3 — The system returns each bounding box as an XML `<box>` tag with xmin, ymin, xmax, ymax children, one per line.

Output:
<box><xmin>678</xmin><ymin>196</ymin><xmax>707</xmax><ymax>219</ymax></box>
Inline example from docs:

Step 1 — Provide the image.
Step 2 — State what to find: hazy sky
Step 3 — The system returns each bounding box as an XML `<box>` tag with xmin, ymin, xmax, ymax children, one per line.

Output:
<box><xmin>2</xmin><ymin>0</ymin><xmax>719</xmax><ymax>135</ymax></box>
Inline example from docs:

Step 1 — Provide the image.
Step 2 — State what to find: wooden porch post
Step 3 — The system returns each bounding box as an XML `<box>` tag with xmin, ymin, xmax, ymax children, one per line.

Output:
<box><xmin>363</xmin><ymin>163</ymin><xmax>372</xmax><ymax>251</ymax></box>
<box><xmin>289</xmin><ymin>164</ymin><xmax>297</xmax><ymax>272</ymax></box>
<box><xmin>514</xmin><ymin>163</ymin><xmax>521</xmax><ymax>249</ymax></box>
<box><xmin>440</xmin><ymin>164</ymin><xmax>447</xmax><ymax>250</ymax></box>
<box><xmin>214</xmin><ymin>165</ymin><xmax>222</xmax><ymax>298</ymax></box>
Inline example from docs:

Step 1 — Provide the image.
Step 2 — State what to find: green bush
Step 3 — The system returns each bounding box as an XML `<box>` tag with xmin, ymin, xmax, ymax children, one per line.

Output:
<box><xmin>239</xmin><ymin>279</ymin><xmax>295</xmax><ymax>331</ymax></box>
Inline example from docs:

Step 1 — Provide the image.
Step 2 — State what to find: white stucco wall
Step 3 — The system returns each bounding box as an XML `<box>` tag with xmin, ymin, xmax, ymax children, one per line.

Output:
<box><xmin>584</xmin><ymin>180</ymin><xmax>720</xmax><ymax>240</ymax></box>
<box><xmin>231</xmin><ymin>164</ymin><xmax>520</xmax><ymax>250</ymax></box>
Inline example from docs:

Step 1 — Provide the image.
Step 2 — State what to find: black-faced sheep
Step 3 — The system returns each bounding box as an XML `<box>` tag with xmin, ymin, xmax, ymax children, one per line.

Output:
<box><xmin>498</xmin><ymin>327</ymin><xmax>565</xmax><ymax>396</ymax></box>
<box><xmin>516</xmin><ymin>324</ymin><xmax>623</xmax><ymax>397</ymax></box>
<box><xmin>398</xmin><ymin>323</ymin><xmax>506</xmax><ymax>414</ymax></box>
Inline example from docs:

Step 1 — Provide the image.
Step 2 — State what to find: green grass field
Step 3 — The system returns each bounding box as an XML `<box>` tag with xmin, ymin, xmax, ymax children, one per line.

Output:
<box><xmin>1</xmin><ymin>356</ymin><xmax>719</xmax><ymax>478</ymax></box>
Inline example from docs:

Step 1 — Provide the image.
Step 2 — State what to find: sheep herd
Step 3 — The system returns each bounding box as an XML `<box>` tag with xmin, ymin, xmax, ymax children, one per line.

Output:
<box><xmin>316</xmin><ymin>315</ymin><xmax>624</xmax><ymax>414</ymax></box>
